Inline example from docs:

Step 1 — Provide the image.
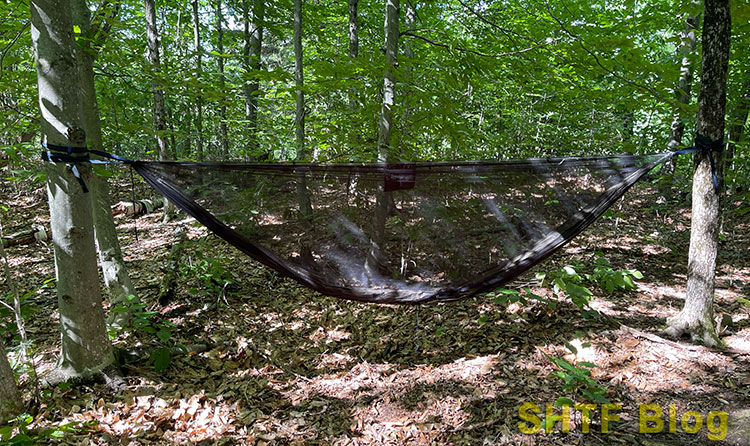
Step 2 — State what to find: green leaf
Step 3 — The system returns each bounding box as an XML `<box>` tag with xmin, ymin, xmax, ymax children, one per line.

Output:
<box><xmin>150</xmin><ymin>347</ymin><xmax>171</xmax><ymax>372</ymax></box>
<box><xmin>554</xmin><ymin>396</ymin><xmax>575</xmax><ymax>407</ymax></box>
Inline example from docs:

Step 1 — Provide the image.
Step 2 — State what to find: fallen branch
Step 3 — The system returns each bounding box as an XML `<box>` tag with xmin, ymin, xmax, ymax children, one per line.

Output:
<box><xmin>112</xmin><ymin>198</ymin><xmax>165</xmax><ymax>216</ymax></box>
<box><xmin>0</xmin><ymin>224</ymin><xmax>48</xmax><ymax>248</ymax></box>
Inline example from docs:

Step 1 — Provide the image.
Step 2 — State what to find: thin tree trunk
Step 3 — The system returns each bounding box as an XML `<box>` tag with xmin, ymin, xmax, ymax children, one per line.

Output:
<box><xmin>216</xmin><ymin>0</ymin><xmax>229</xmax><ymax>158</ymax></box>
<box><xmin>145</xmin><ymin>0</ymin><xmax>174</xmax><ymax>221</ymax></box>
<box><xmin>293</xmin><ymin>0</ymin><xmax>312</xmax><ymax>217</ymax></box>
<box><xmin>0</xmin><ymin>342</ymin><xmax>21</xmax><ymax>422</ymax></box>
<box><xmin>664</xmin><ymin>10</ymin><xmax>699</xmax><ymax>175</ymax></box>
<box><xmin>71</xmin><ymin>0</ymin><xmax>137</xmax><ymax>329</ymax></box>
<box><xmin>347</xmin><ymin>0</ymin><xmax>360</xmax><ymax>144</ymax></box>
<box><xmin>294</xmin><ymin>0</ymin><xmax>305</xmax><ymax>159</ymax></box>
<box><xmin>402</xmin><ymin>0</ymin><xmax>415</xmax><ymax>141</ymax></box>
<box><xmin>30</xmin><ymin>0</ymin><xmax>115</xmax><ymax>382</ymax></box>
<box><xmin>348</xmin><ymin>0</ymin><xmax>358</xmax><ymax>60</ymax></box>
<box><xmin>377</xmin><ymin>0</ymin><xmax>399</xmax><ymax>162</ymax></box>
<box><xmin>192</xmin><ymin>0</ymin><xmax>204</xmax><ymax>161</ymax></box>
<box><xmin>665</xmin><ymin>0</ymin><xmax>730</xmax><ymax>347</ymax></box>
<box><xmin>366</xmin><ymin>0</ymin><xmax>399</xmax><ymax>277</ymax></box>
<box><xmin>243</xmin><ymin>0</ymin><xmax>263</xmax><ymax>159</ymax></box>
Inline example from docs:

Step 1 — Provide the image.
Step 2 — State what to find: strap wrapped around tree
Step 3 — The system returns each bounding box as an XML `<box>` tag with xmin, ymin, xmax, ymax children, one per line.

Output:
<box><xmin>130</xmin><ymin>151</ymin><xmax>676</xmax><ymax>304</ymax></box>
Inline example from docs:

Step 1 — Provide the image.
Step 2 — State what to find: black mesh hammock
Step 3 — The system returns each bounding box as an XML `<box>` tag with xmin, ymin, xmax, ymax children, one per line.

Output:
<box><xmin>44</xmin><ymin>143</ymin><xmax>712</xmax><ymax>305</ymax></box>
<box><xmin>120</xmin><ymin>151</ymin><xmax>682</xmax><ymax>305</ymax></box>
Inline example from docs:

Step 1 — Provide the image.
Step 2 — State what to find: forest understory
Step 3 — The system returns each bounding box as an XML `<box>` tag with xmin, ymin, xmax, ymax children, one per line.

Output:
<box><xmin>2</xmin><ymin>174</ymin><xmax>750</xmax><ymax>445</ymax></box>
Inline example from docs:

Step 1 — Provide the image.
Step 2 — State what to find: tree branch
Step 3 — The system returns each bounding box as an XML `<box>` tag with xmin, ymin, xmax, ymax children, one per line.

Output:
<box><xmin>401</xmin><ymin>31</ymin><xmax>550</xmax><ymax>59</ymax></box>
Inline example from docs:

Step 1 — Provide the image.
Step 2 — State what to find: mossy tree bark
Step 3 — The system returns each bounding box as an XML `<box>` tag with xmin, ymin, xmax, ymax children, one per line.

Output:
<box><xmin>665</xmin><ymin>0</ymin><xmax>730</xmax><ymax>347</ymax></box>
<box><xmin>30</xmin><ymin>0</ymin><xmax>116</xmax><ymax>382</ymax></box>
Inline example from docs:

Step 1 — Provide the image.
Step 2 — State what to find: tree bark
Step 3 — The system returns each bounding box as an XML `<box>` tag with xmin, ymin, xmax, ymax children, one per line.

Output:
<box><xmin>294</xmin><ymin>0</ymin><xmax>305</xmax><ymax>159</ymax></box>
<box><xmin>30</xmin><ymin>0</ymin><xmax>116</xmax><ymax>382</ymax></box>
<box><xmin>366</xmin><ymin>0</ymin><xmax>399</xmax><ymax>277</ymax></box>
<box><xmin>348</xmin><ymin>0</ymin><xmax>358</xmax><ymax>60</ymax></box>
<box><xmin>664</xmin><ymin>10</ymin><xmax>699</xmax><ymax>175</ymax></box>
<box><xmin>0</xmin><ymin>342</ymin><xmax>21</xmax><ymax>422</ymax></box>
<box><xmin>216</xmin><ymin>0</ymin><xmax>229</xmax><ymax>158</ymax></box>
<box><xmin>192</xmin><ymin>0</ymin><xmax>204</xmax><ymax>161</ymax></box>
<box><xmin>71</xmin><ymin>0</ymin><xmax>137</xmax><ymax>330</ymax></box>
<box><xmin>377</xmin><ymin>0</ymin><xmax>399</xmax><ymax>162</ymax></box>
<box><xmin>145</xmin><ymin>0</ymin><xmax>174</xmax><ymax>221</ymax></box>
<box><xmin>347</xmin><ymin>0</ymin><xmax>360</xmax><ymax>143</ymax></box>
<box><xmin>665</xmin><ymin>0</ymin><xmax>730</xmax><ymax>347</ymax></box>
<box><xmin>293</xmin><ymin>0</ymin><xmax>312</xmax><ymax>217</ymax></box>
<box><xmin>243</xmin><ymin>0</ymin><xmax>263</xmax><ymax>159</ymax></box>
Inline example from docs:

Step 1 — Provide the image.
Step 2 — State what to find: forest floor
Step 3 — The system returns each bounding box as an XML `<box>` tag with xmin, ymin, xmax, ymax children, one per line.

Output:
<box><xmin>1</xmin><ymin>172</ymin><xmax>750</xmax><ymax>446</ymax></box>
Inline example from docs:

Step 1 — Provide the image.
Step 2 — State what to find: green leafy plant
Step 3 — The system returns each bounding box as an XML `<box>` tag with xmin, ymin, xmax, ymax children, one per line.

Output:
<box><xmin>536</xmin><ymin>254</ymin><xmax>643</xmax><ymax>314</ymax></box>
<box><xmin>586</xmin><ymin>255</ymin><xmax>642</xmax><ymax>293</ymax></box>
<box><xmin>182</xmin><ymin>240</ymin><xmax>233</xmax><ymax>297</ymax></box>
<box><xmin>109</xmin><ymin>294</ymin><xmax>178</xmax><ymax>372</ymax></box>
<box><xmin>546</xmin><ymin>349</ymin><xmax>610</xmax><ymax>405</ymax></box>
<box><xmin>0</xmin><ymin>413</ymin><xmax>91</xmax><ymax>445</ymax></box>
<box><xmin>537</xmin><ymin>262</ymin><xmax>594</xmax><ymax>311</ymax></box>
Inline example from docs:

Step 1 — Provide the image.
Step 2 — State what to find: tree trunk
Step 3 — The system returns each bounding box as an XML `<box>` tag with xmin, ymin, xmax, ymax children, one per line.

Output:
<box><xmin>347</xmin><ymin>0</ymin><xmax>360</xmax><ymax>143</ymax></box>
<box><xmin>216</xmin><ymin>0</ymin><xmax>229</xmax><ymax>158</ymax></box>
<box><xmin>0</xmin><ymin>342</ymin><xmax>21</xmax><ymax>422</ymax></box>
<box><xmin>71</xmin><ymin>0</ymin><xmax>137</xmax><ymax>330</ymax></box>
<box><xmin>348</xmin><ymin>0</ymin><xmax>358</xmax><ymax>60</ymax></box>
<box><xmin>377</xmin><ymin>0</ymin><xmax>399</xmax><ymax>162</ymax></box>
<box><xmin>243</xmin><ymin>0</ymin><xmax>263</xmax><ymax>159</ymax></box>
<box><xmin>664</xmin><ymin>10</ymin><xmax>699</xmax><ymax>175</ymax></box>
<box><xmin>192</xmin><ymin>0</ymin><xmax>204</xmax><ymax>161</ymax></box>
<box><xmin>294</xmin><ymin>0</ymin><xmax>305</xmax><ymax>159</ymax></box>
<box><xmin>293</xmin><ymin>0</ymin><xmax>312</xmax><ymax>217</ymax></box>
<box><xmin>665</xmin><ymin>0</ymin><xmax>730</xmax><ymax>347</ymax></box>
<box><xmin>366</xmin><ymin>0</ymin><xmax>399</xmax><ymax>277</ymax></box>
<box><xmin>402</xmin><ymin>0</ymin><xmax>415</xmax><ymax>141</ymax></box>
<box><xmin>30</xmin><ymin>0</ymin><xmax>115</xmax><ymax>382</ymax></box>
<box><xmin>145</xmin><ymin>0</ymin><xmax>174</xmax><ymax>221</ymax></box>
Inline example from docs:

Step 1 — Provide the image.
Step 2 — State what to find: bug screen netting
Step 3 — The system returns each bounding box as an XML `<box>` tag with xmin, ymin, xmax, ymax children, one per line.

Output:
<box><xmin>133</xmin><ymin>152</ymin><xmax>672</xmax><ymax>304</ymax></box>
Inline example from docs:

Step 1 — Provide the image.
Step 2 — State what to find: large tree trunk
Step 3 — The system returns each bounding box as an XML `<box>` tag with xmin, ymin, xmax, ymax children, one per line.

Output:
<box><xmin>145</xmin><ymin>0</ymin><xmax>174</xmax><ymax>221</ymax></box>
<box><xmin>71</xmin><ymin>0</ymin><xmax>137</xmax><ymax>330</ymax></box>
<box><xmin>216</xmin><ymin>0</ymin><xmax>229</xmax><ymax>158</ymax></box>
<box><xmin>0</xmin><ymin>342</ymin><xmax>21</xmax><ymax>422</ymax></box>
<box><xmin>192</xmin><ymin>0</ymin><xmax>204</xmax><ymax>161</ymax></box>
<box><xmin>664</xmin><ymin>10</ymin><xmax>699</xmax><ymax>175</ymax></box>
<box><xmin>243</xmin><ymin>0</ymin><xmax>263</xmax><ymax>159</ymax></box>
<box><xmin>30</xmin><ymin>0</ymin><xmax>115</xmax><ymax>382</ymax></box>
<box><xmin>366</xmin><ymin>0</ymin><xmax>399</xmax><ymax>277</ymax></box>
<box><xmin>665</xmin><ymin>0</ymin><xmax>730</xmax><ymax>347</ymax></box>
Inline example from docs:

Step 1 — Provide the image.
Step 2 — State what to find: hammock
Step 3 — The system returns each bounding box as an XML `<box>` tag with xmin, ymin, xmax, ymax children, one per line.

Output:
<box><xmin>42</xmin><ymin>144</ymin><xmax>715</xmax><ymax>305</ymax></box>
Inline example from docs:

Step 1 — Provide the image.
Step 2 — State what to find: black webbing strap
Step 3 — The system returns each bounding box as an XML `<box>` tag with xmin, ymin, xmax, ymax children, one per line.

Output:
<box><xmin>672</xmin><ymin>133</ymin><xmax>723</xmax><ymax>193</ymax></box>
<box><xmin>41</xmin><ymin>142</ymin><xmax>134</xmax><ymax>193</ymax></box>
